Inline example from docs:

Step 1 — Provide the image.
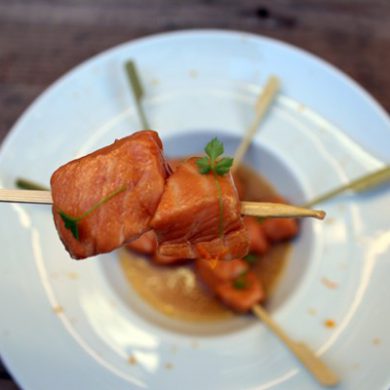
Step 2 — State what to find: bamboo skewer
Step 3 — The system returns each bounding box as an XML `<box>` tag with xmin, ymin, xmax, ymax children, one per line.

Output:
<box><xmin>302</xmin><ymin>165</ymin><xmax>390</xmax><ymax>208</ymax></box>
<box><xmin>0</xmin><ymin>189</ymin><xmax>325</xmax><ymax>219</ymax></box>
<box><xmin>15</xmin><ymin>178</ymin><xmax>48</xmax><ymax>191</ymax></box>
<box><xmin>0</xmin><ymin>189</ymin><xmax>53</xmax><ymax>204</ymax></box>
<box><xmin>234</xmin><ymin>77</ymin><xmax>337</xmax><ymax>386</ymax></box>
<box><xmin>125</xmin><ymin>60</ymin><xmax>150</xmax><ymax>130</ymax></box>
<box><xmin>232</xmin><ymin>76</ymin><xmax>280</xmax><ymax>173</ymax></box>
<box><xmin>241</xmin><ymin>201</ymin><xmax>325</xmax><ymax>219</ymax></box>
<box><xmin>252</xmin><ymin>305</ymin><xmax>339</xmax><ymax>387</ymax></box>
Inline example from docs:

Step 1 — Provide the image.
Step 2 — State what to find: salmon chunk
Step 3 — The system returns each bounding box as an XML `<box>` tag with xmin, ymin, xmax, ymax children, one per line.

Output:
<box><xmin>243</xmin><ymin>216</ymin><xmax>269</xmax><ymax>255</ymax></box>
<box><xmin>126</xmin><ymin>230</ymin><xmax>187</xmax><ymax>265</ymax></box>
<box><xmin>195</xmin><ymin>258</ymin><xmax>249</xmax><ymax>287</ymax></box>
<box><xmin>126</xmin><ymin>230</ymin><xmax>158</xmax><ymax>255</ymax></box>
<box><xmin>150</xmin><ymin>157</ymin><xmax>249</xmax><ymax>260</ymax></box>
<box><xmin>51</xmin><ymin>130</ymin><xmax>169</xmax><ymax>259</ymax></box>
<box><xmin>216</xmin><ymin>272</ymin><xmax>264</xmax><ymax>312</ymax></box>
<box><xmin>260</xmin><ymin>196</ymin><xmax>299</xmax><ymax>242</ymax></box>
<box><xmin>262</xmin><ymin>218</ymin><xmax>299</xmax><ymax>242</ymax></box>
<box><xmin>196</xmin><ymin>258</ymin><xmax>264</xmax><ymax>312</ymax></box>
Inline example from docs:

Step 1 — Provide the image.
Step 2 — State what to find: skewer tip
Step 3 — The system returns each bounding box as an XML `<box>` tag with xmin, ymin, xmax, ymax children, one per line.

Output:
<box><xmin>315</xmin><ymin>210</ymin><xmax>326</xmax><ymax>220</ymax></box>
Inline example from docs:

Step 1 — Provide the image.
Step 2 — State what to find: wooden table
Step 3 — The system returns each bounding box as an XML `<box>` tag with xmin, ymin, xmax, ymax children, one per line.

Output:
<box><xmin>0</xmin><ymin>0</ymin><xmax>389</xmax><ymax>387</ymax></box>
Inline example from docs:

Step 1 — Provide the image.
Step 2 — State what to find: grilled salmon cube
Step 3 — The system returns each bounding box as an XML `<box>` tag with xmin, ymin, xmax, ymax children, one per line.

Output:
<box><xmin>126</xmin><ymin>230</ymin><xmax>158</xmax><ymax>255</ymax></box>
<box><xmin>51</xmin><ymin>130</ymin><xmax>169</xmax><ymax>259</ymax></box>
<box><xmin>243</xmin><ymin>216</ymin><xmax>269</xmax><ymax>255</ymax></box>
<box><xmin>196</xmin><ymin>258</ymin><xmax>264</xmax><ymax>312</ymax></box>
<box><xmin>152</xmin><ymin>252</ymin><xmax>188</xmax><ymax>265</ymax></box>
<box><xmin>195</xmin><ymin>258</ymin><xmax>249</xmax><ymax>287</ymax></box>
<box><xmin>262</xmin><ymin>218</ymin><xmax>299</xmax><ymax>242</ymax></box>
<box><xmin>216</xmin><ymin>272</ymin><xmax>264</xmax><ymax>312</ymax></box>
<box><xmin>126</xmin><ymin>230</ymin><xmax>187</xmax><ymax>265</ymax></box>
<box><xmin>260</xmin><ymin>195</ymin><xmax>299</xmax><ymax>242</ymax></box>
<box><xmin>150</xmin><ymin>157</ymin><xmax>249</xmax><ymax>260</ymax></box>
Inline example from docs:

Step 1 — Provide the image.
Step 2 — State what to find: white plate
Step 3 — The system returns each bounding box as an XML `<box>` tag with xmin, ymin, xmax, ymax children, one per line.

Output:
<box><xmin>1</xmin><ymin>30</ymin><xmax>389</xmax><ymax>390</ymax></box>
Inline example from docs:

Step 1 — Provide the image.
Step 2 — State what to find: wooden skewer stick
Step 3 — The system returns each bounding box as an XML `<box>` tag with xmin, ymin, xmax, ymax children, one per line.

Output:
<box><xmin>125</xmin><ymin>60</ymin><xmax>150</xmax><ymax>129</ymax></box>
<box><xmin>0</xmin><ymin>189</ymin><xmax>325</xmax><ymax>219</ymax></box>
<box><xmin>232</xmin><ymin>76</ymin><xmax>335</xmax><ymax>385</ymax></box>
<box><xmin>0</xmin><ymin>189</ymin><xmax>53</xmax><ymax>204</ymax></box>
<box><xmin>301</xmin><ymin>165</ymin><xmax>390</xmax><ymax>208</ymax></box>
<box><xmin>232</xmin><ymin>76</ymin><xmax>280</xmax><ymax>173</ymax></box>
<box><xmin>252</xmin><ymin>304</ymin><xmax>339</xmax><ymax>387</ymax></box>
<box><xmin>241</xmin><ymin>201</ymin><xmax>325</xmax><ymax>220</ymax></box>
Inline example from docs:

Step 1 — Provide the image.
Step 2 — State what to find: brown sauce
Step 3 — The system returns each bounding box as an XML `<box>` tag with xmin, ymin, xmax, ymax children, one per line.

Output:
<box><xmin>119</xmin><ymin>164</ymin><xmax>292</xmax><ymax>322</ymax></box>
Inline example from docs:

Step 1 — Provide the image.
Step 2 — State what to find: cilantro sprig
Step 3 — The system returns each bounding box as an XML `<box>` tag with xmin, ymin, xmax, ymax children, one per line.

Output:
<box><xmin>196</xmin><ymin>138</ymin><xmax>233</xmax><ymax>175</ymax></box>
<box><xmin>59</xmin><ymin>186</ymin><xmax>126</xmax><ymax>240</ymax></box>
<box><xmin>196</xmin><ymin>138</ymin><xmax>234</xmax><ymax>239</ymax></box>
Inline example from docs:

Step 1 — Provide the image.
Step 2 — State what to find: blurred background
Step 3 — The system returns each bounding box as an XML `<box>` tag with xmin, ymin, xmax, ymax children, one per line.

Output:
<box><xmin>0</xmin><ymin>0</ymin><xmax>389</xmax><ymax>388</ymax></box>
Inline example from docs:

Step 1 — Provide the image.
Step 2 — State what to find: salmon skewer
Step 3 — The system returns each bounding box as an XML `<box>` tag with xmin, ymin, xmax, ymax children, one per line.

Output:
<box><xmin>0</xmin><ymin>131</ymin><xmax>324</xmax><ymax>259</ymax></box>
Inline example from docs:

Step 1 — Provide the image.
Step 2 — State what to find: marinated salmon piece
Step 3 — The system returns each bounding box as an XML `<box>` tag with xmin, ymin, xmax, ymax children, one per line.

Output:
<box><xmin>244</xmin><ymin>216</ymin><xmax>269</xmax><ymax>255</ymax></box>
<box><xmin>216</xmin><ymin>272</ymin><xmax>264</xmax><ymax>312</ymax></box>
<box><xmin>167</xmin><ymin>159</ymin><xmax>183</xmax><ymax>171</ymax></box>
<box><xmin>260</xmin><ymin>195</ymin><xmax>299</xmax><ymax>242</ymax></box>
<box><xmin>151</xmin><ymin>157</ymin><xmax>249</xmax><ymax>260</ymax></box>
<box><xmin>196</xmin><ymin>258</ymin><xmax>264</xmax><ymax>312</ymax></box>
<box><xmin>126</xmin><ymin>230</ymin><xmax>187</xmax><ymax>264</ymax></box>
<box><xmin>126</xmin><ymin>230</ymin><xmax>158</xmax><ymax>255</ymax></box>
<box><xmin>152</xmin><ymin>252</ymin><xmax>188</xmax><ymax>265</ymax></box>
<box><xmin>262</xmin><ymin>218</ymin><xmax>299</xmax><ymax>242</ymax></box>
<box><xmin>232</xmin><ymin>173</ymin><xmax>245</xmax><ymax>200</ymax></box>
<box><xmin>51</xmin><ymin>130</ymin><xmax>169</xmax><ymax>259</ymax></box>
<box><xmin>195</xmin><ymin>258</ymin><xmax>249</xmax><ymax>287</ymax></box>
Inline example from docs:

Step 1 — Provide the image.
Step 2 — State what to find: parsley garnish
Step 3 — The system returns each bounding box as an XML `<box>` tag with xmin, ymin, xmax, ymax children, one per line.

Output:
<box><xmin>59</xmin><ymin>186</ymin><xmax>126</xmax><ymax>240</ymax></box>
<box><xmin>196</xmin><ymin>138</ymin><xmax>234</xmax><ymax>238</ymax></box>
<box><xmin>196</xmin><ymin>138</ymin><xmax>234</xmax><ymax>176</ymax></box>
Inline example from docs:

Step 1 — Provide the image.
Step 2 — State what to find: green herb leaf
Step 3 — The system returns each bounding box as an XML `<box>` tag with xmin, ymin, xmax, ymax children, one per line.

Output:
<box><xmin>233</xmin><ymin>273</ymin><xmax>247</xmax><ymax>289</ymax></box>
<box><xmin>196</xmin><ymin>156</ymin><xmax>211</xmax><ymax>174</ymax></box>
<box><xmin>215</xmin><ymin>157</ymin><xmax>234</xmax><ymax>175</ymax></box>
<box><xmin>58</xmin><ymin>186</ymin><xmax>126</xmax><ymax>240</ymax></box>
<box><xmin>197</xmin><ymin>138</ymin><xmax>234</xmax><ymax>177</ymax></box>
<box><xmin>256</xmin><ymin>217</ymin><xmax>265</xmax><ymax>224</ymax></box>
<box><xmin>214</xmin><ymin>175</ymin><xmax>224</xmax><ymax>239</ymax></box>
<box><xmin>205</xmin><ymin>137</ymin><xmax>224</xmax><ymax>162</ymax></box>
<box><xmin>196</xmin><ymin>138</ymin><xmax>235</xmax><ymax>240</ymax></box>
<box><xmin>59</xmin><ymin>211</ymin><xmax>80</xmax><ymax>240</ymax></box>
<box><xmin>243</xmin><ymin>253</ymin><xmax>257</xmax><ymax>265</ymax></box>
